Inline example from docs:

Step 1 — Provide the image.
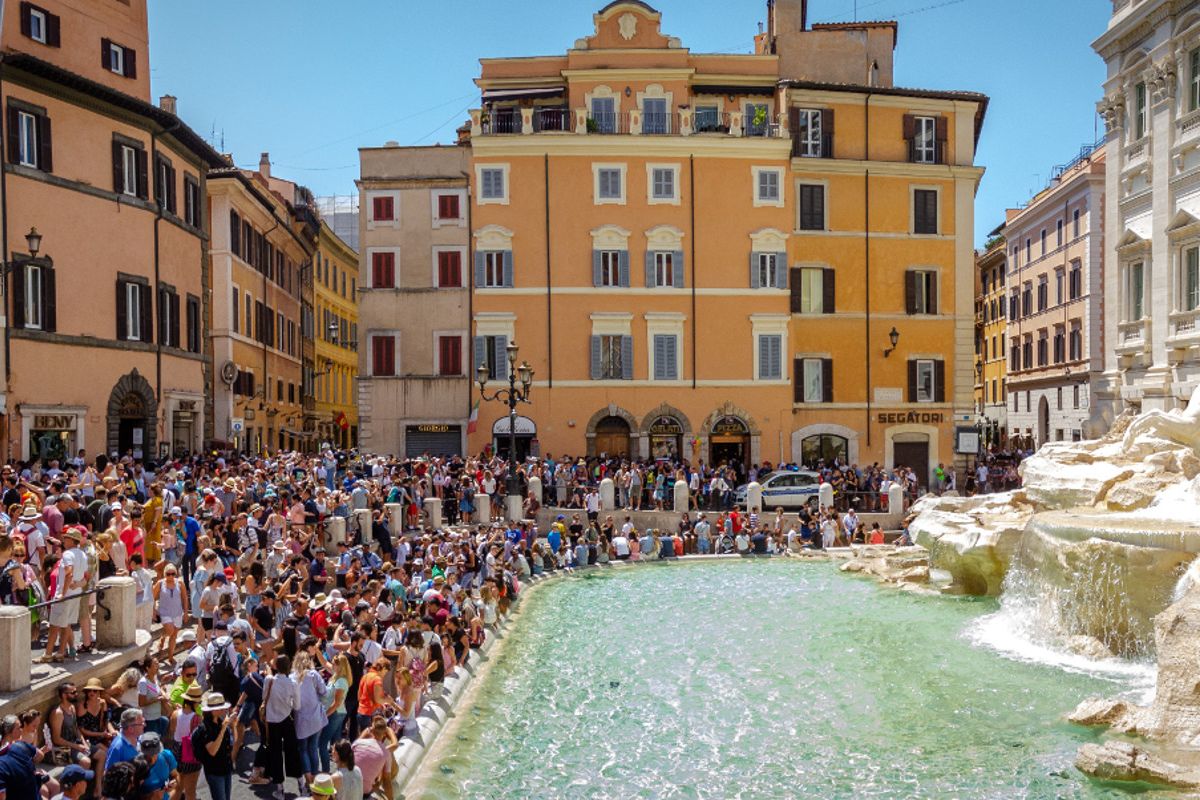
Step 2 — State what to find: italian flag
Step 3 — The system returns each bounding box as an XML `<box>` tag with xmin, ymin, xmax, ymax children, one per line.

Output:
<box><xmin>466</xmin><ymin>399</ymin><xmax>480</xmax><ymax>434</ymax></box>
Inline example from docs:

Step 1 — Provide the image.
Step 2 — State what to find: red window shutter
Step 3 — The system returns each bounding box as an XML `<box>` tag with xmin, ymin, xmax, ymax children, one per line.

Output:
<box><xmin>19</xmin><ymin>3</ymin><xmax>32</xmax><ymax>37</ymax></box>
<box><xmin>372</xmin><ymin>196</ymin><xmax>393</xmax><ymax>221</ymax></box>
<box><xmin>124</xmin><ymin>48</ymin><xmax>137</xmax><ymax>78</ymax></box>
<box><xmin>101</xmin><ymin>38</ymin><xmax>112</xmax><ymax>70</ymax></box>
<box><xmin>438</xmin><ymin>251</ymin><xmax>461</xmax><ymax>287</ymax></box>
<box><xmin>438</xmin><ymin>194</ymin><xmax>459</xmax><ymax>219</ymax></box>
<box><xmin>439</xmin><ymin>336</ymin><xmax>462</xmax><ymax>375</ymax></box>
<box><xmin>45</xmin><ymin>11</ymin><xmax>60</xmax><ymax>47</ymax></box>
<box><xmin>373</xmin><ymin>336</ymin><xmax>395</xmax><ymax>376</ymax></box>
<box><xmin>372</xmin><ymin>252</ymin><xmax>394</xmax><ymax>288</ymax></box>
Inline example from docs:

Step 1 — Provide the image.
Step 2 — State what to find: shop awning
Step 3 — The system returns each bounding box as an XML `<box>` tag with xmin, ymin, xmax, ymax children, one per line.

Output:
<box><xmin>482</xmin><ymin>86</ymin><xmax>565</xmax><ymax>103</ymax></box>
<box><xmin>492</xmin><ymin>415</ymin><xmax>536</xmax><ymax>435</ymax></box>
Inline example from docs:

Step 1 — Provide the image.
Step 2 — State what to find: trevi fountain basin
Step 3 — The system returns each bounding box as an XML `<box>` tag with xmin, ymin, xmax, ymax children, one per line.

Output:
<box><xmin>911</xmin><ymin>387</ymin><xmax>1200</xmax><ymax>789</ymax></box>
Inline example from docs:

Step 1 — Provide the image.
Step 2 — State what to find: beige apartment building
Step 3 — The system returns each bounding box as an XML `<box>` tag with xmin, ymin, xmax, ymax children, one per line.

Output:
<box><xmin>1001</xmin><ymin>145</ymin><xmax>1105</xmax><ymax>446</ymax></box>
<box><xmin>357</xmin><ymin>144</ymin><xmax>470</xmax><ymax>457</ymax></box>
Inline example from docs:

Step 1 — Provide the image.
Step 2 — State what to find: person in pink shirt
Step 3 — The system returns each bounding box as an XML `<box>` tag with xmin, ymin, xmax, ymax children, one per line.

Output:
<box><xmin>120</xmin><ymin>506</ymin><xmax>147</xmax><ymax>558</ymax></box>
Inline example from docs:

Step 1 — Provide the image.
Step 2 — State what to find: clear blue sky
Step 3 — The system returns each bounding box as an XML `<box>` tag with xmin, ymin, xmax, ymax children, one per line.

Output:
<box><xmin>148</xmin><ymin>0</ymin><xmax>1109</xmax><ymax>246</ymax></box>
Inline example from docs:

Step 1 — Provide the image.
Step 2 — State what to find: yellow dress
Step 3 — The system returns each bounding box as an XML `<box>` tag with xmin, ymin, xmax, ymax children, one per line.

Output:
<box><xmin>143</xmin><ymin>496</ymin><xmax>163</xmax><ymax>562</ymax></box>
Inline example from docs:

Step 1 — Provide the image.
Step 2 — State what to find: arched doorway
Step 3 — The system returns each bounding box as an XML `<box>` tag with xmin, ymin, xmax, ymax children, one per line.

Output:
<box><xmin>647</xmin><ymin>415</ymin><xmax>685</xmax><ymax>461</ymax></box>
<box><xmin>1038</xmin><ymin>395</ymin><xmax>1050</xmax><ymax>448</ymax></box>
<box><xmin>709</xmin><ymin>415</ymin><xmax>749</xmax><ymax>467</ymax></box>
<box><xmin>801</xmin><ymin>434</ymin><xmax>847</xmax><ymax>467</ymax></box>
<box><xmin>593</xmin><ymin>416</ymin><xmax>631</xmax><ymax>457</ymax></box>
<box><xmin>107</xmin><ymin>369</ymin><xmax>157</xmax><ymax>460</ymax></box>
<box><xmin>492</xmin><ymin>414</ymin><xmax>536</xmax><ymax>461</ymax></box>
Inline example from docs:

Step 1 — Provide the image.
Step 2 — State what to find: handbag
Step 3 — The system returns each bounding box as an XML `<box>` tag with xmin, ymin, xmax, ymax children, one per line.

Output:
<box><xmin>259</xmin><ymin>674</ymin><xmax>274</xmax><ymax>734</ymax></box>
<box><xmin>180</xmin><ymin>714</ymin><xmax>200</xmax><ymax>764</ymax></box>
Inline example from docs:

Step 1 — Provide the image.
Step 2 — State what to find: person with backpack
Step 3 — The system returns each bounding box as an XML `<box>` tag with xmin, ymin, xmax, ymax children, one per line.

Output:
<box><xmin>205</xmin><ymin>631</ymin><xmax>245</xmax><ymax>706</ymax></box>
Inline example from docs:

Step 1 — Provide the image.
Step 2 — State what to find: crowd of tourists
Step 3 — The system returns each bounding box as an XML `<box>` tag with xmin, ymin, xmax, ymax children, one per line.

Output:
<box><xmin>0</xmin><ymin>445</ymin><xmax>945</xmax><ymax>800</ymax></box>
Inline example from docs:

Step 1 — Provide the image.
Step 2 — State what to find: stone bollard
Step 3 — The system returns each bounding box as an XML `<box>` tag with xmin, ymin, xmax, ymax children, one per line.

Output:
<box><xmin>385</xmin><ymin>503</ymin><xmax>403</xmax><ymax>534</ymax></box>
<box><xmin>505</xmin><ymin>493</ymin><xmax>523</xmax><ymax>523</ymax></box>
<box><xmin>599</xmin><ymin>478</ymin><xmax>615</xmax><ymax>511</ymax></box>
<box><xmin>97</xmin><ymin>576</ymin><xmax>137</xmax><ymax>650</ymax></box>
<box><xmin>426</xmin><ymin>497</ymin><xmax>443</xmax><ymax>529</ymax></box>
<box><xmin>819</xmin><ymin>482</ymin><xmax>834</xmax><ymax>510</ymax></box>
<box><xmin>474</xmin><ymin>493</ymin><xmax>491</xmax><ymax>524</ymax></box>
<box><xmin>0</xmin><ymin>604</ymin><xmax>31</xmax><ymax>691</ymax></box>
<box><xmin>889</xmin><ymin>484</ymin><xmax>905</xmax><ymax>516</ymax></box>
<box><xmin>326</xmin><ymin>516</ymin><xmax>346</xmax><ymax>547</ymax></box>
<box><xmin>528</xmin><ymin>476</ymin><xmax>543</xmax><ymax>508</ymax></box>
<box><xmin>673</xmin><ymin>479</ymin><xmax>689</xmax><ymax>513</ymax></box>
<box><xmin>354</xmin><ymin>509</ymin><xmax>373</xmax><ymax>544</ymax></box>
<box><xmin>746</xmin><ymin>481</ymin><xmax>763</xmax><ymax>513</ymax></box>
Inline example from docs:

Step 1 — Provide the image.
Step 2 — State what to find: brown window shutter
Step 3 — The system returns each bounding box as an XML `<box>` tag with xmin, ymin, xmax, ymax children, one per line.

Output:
<box><xmin>19</xmin><ymin>3</ymin><xmax>32</xmax><ymax>37</ymax></box>
<box><xmin>789</xmin><ymin>268</ymin><xmax>802</xmax><ymax>313</ymax></box>
<box><xmin>904</xmin><ymin>270</ymin><xmax>916</xmax><ymax>314</ymax></box>
<box><xmin>822</xmin><ymin>358</ymin><xmax>833</xmax><ymax>402</ymax></box>
<box><xmin>820</xmin><ymin>108</ymin><xmax>834</xmax><ymax>158</ymax></box>
<box><xmin>934</xmin><ymin>359</ymin><xmax>945</xmax><ymax>402</ymax></box>
<box><xmin>135</xmin><ymin>148</ymin><xmax>148</xmax><ymax>199</ymax></box>
<box><xmin>907</xmin><ymin>359</ymin><xmax>917</xmax><ymax>402</ymax></box>
<box><xmin>101</xmin><ymin>38</ymin><xmax>112</xmax><ymax>70</ymax></box>
<box><xmin>124</xmin><ymin>48</ymin><xmax>136</xmax><ymax>79</ymax></box>
<box><xmin>42</xmin><ymin>267</ymin><xmax>55</xmax><ymax>332</ymax></box>
<box><xmin>139</xmin><ymin>284</ymin><xmax>152</xmax><ymax>342</ymax></box>
<box><xmin>788</xmin><ymin>106</ymin><xmax>800</xmax><ymax>156</ymax></box>
<box><xmin>171</xmin><ymin>291</ymin><xmax>181</xmax><ymax>347</ymax></box>
<box><xmin>902</xmin><ymin>114</ymin><xmax>915</xmax><ymax>140</ymax></box>
<box><xmin>935</xmin><ymin>116</ymin><xmax>948</xmax><ymax>164</ymax></box>
<box><xmin>11</xmin><ymin>263</ymin><xmax>25</xmax><ymax>329</ymax></box>
<box><xmin>793</xmin><ymin>358</ymin><xmax>804</xmax><ymax>403</ymax></box>
<box><xmin>929</xmin><ymin>271</ymin><xmax>939</xmax><ymax>314</ymax></box>
<box><xmin>6</xmin><ymin>106</ymin><xmax>20</xmax><ymax>165</ymax></box>
<box><xmin>37</xmin><ymin>113</ymin><xmax>51</xmax><ymax>172</ymax></box>
<box><xmin>822</xmin><ymin>268</ymin><xmax>835</xmax><ymax>313</ymax></box>
<box><xmin>115</xmin><ymin>279</ymin><xmax>127</xmax><ymax>339</ymax></box>
<box><xmin>45</xmin><ymin>12</ymin><xmax>60</xmax><ymax>47</ymax></box>
<box><xmin>112</xmin><ymin>140</ymin><xmax>124</xmax><ymax>192</ymax></box>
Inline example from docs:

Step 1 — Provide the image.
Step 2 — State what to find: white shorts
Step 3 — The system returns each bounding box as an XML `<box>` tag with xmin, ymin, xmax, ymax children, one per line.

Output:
<box><xmin>161</xmin><ymin>615</ymin><xmax>183</xmax><ymax>628</ymax></box>
<box><xmin>49</xmin><ymin>596</ymin><xmax>80</xmax><ymax>628</ymax></box>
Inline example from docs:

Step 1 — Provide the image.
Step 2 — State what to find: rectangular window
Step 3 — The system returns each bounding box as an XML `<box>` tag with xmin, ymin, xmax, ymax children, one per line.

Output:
<box><xmin>597</xmin><ymin>167</ymin><xmax>622</xmax><ymax>200</ymax></box>
<box><xmin>437</xmin><ymin>250</ymin><xmax>462</xmax><ymax>288</ymax></box>
<box><xmin>913</xmin><ymin>189</ymin><xmax>937</xmax><ymax>234</ymax></box>
<box><xmin>757</xmin><ymin>334</ymin><xmax>782</xmax><ymax>380</ymax></box>
<box><xmin>598</xmin><ymin>250</ymin><xmax>622</xmax><ymax>287</ymax></box>
<box><xmin>591</xmin><ymin>97</ymin><xmax>616</xmax><ymax>133</ymax></box>
<box><xmin>183</xmin><ymin>175</ymin><xmax>199</xmax><ymax>227</ymax></box>
<box><xmin>755</xmin><ymin>253</ymin><xmax>779</xmax><ymax>289</ymax></box>
<box><xmin>480</xmin><ymin>168</ymin><xmax>505</xmax><ymax>200</ymax></box>
<box><xmin>1026</xmin><ymin>238</ymin><xmax>1031</xmax><ymax>262</ymax></box>
<box><xmin>1055</xmin><ymin>269</ymin><xmax>1064</xmax><ymax>305</ymax></box>
<box><xmin>596</xmin><ymin>334</ymin><xmax>626</xmax><ymax>380</ymax></box>
<box><xmin>371</xmin><ymin>335</ymin><xmax>396</xmax><ymax>377</ymax></box>
<box><xmin>1073</xmin><ymin>208</ymin><xmax>1081</xmax><ymax>238</ymax></box>
<box><xmin>1037</xmin><ymin>276</ymin><xmax>1048</xmax><ymax>312</ymax></box>
<box><xmin>371</xmin><ymin>195</ymin><xmax>394</xmax><ymax>221</ymax></box>
<box><xmin>120</xmin><ymin>144</ymin><xmax>137</xmax><ymax>195</ymax></box>
<box><xmin>798</xmin><ymin>268</ymin><xmax>825</xmax><ymax>313</ymax></box>
<box><xmin>1022</xmin><ymin>337</ymin><xmax>1032</xmax><ymax>369</ymax></box>
<box><xmin>482</xmin><ymin>252</ymin><xmax>507</xmax><ymax>288</ymax></box>
<box><xmin>1128</xmin><ymin>261</ymin><xmax>1145</xmax><ymax>320</ymax></box>
<box><xmin>651</xmin><ymin>167</ymin><xmax>675</xmax><ymax>200</ymax></box>
<box><xmin>694</xmin><ymin>105</ymin><xmax>720</xmax><ymax>132</ymax></box>
<box><xmin>371</xmin><ymin>251</ymin><xmax>395</xmax><ymax>288</ymax></box>
<box><xmin>642</xmin><ymin>98</ymin><xmax>668</xmax><ymax>134</ymax></box>
<box><xmin>1010</xmin><ymin>342</ymin><xmax>1019</xmax><ymax>372</ymax></box>
<box><xmin>186</xmin><ymin>296</ymin><xmax>200</xmax><ymax>353</ymax></box>
<box><xmin>757</xmin><ymin>169</ymin><xmax>780</xmax><ymax>203</ymax></box>
<box><xmin>1022</xmin><ymin>282</ymin><xmax>1032</xmax><ymax>316</ymax></box>
<box><xmin>913</xmin><ymin>116</ymin><xmax>936</xmax><ymax>163</ymax></box>
<box><xmin>158</xmin><ymin>288</ymin><xmax>177</xmax><ymax>347</ymax></box>
<box><xmin>1037</xmin><ymin>331</ymin><xmax>1048</xmax><ymax>366</ymax></box>
<box><xmin>155</xmin><ymin>156</ymin><xmax>176</xmax><ymax>214</ymax></box>
<box><xmin>1069</xmin><ymin>322</ymin><xmax>1082</xmax><ymax>361</ymax></box>
<box><xmin>795</xmin><ymin>109</ymin><xmax>822</xmax><ymax>157</ymax></box>
<box><xmin>916</xmin><ymin>359</ymin><xmax>935</xmax><ymax>402</ymax></box>
<box><xmin>907</xmin><ymin>269</ymin><xmax>938</xmax><ymax>314</ymax></box>
<box><xmin>653</xmin><ymin>252</ymin><xmax>674</xmax><ymax>287</ymax></box>
<box><xmin>1192</xmin><ymin>48</ymin><xmax>1200</xmax><ymax>111</ymax></box>
<box><xmin>652</xmin><ymin>334</ymin><xmax>678</xmax><ymax>380</ymax></box>
<box><xmin>27</xmin><ymin>6</ymin><xmax>48</xmax><ymax>43</ymax></box>
<box><xmin>17</xmin><ymin>110</ymin><xmax>38</xmax><ymax>168</ymax></box>
<box><xmin>438</xmin><ymin>335</ymin><xmax>462</xmax><ymax>376</ymax></box>
<box><xmin>1135</xmin><ymin>82</ymin><xmax>1147</xmax><ymax>140</ymax></box>
<box><xmin>1186</xmin><ymin>246</ymin><xmax>1200</xmax><ymax>311</ymax></box>
<box><xmin>1057</xmin><ymin>219</ymin><xmax>1064</xmax><ymax>248</ymax></box>
<box><xmin>744</xmin><ymin>103</ymin><xmax>769</xmax><ymax>137</ymax></box>
<box><xmin>801</xmin><ymin>358</ymin><xmax>825</xmax><ymax>403</ymax></box>
<box><xmin>799</xmin><ymin>184</ymin><xmax>825</xmax><ymax>231</ymax></box>
<box><xmin>231</xmin><ymin>287</ymin><xmax>239</xmax><ymax>333</ymax></box>
<box><xmin>108</xmin><ymin>42</ymin><xmax>124</xmax><ymax>75</ymax></box>
<box><xmin>1069</xmin><ymin>260</ymin><xmax>1082</xmax><ymax>300</ymax></box>
<box><xmin>245</xmin><ymin>294</ymin><xmax>252</xmax><ymax>338</ymax></box>
<box><xmin>1040</xmin><ymin>229</ymin><xmax>1047</xmax><ymax>256</ymax></box>
<box><xmin>125</xmin><ymin>282</ymin><xmax>141</xmax><ymax>341</ymax></box>
<box><xmin>1009</xmin><ymin>291</ymin><xmax>1019</xmax><ymax>321</ymax></box>
<box><xmin>1053</xmin><ymin>326</ymin><xmax>1065</xmax><ymax>364</ymax></box>
<box><xmin>24</xmin><ymin>263</ymin><xmax>42</xmax><ymax>329</ymax></box>
<box><xmin>436</xmin><ymin>194</ymin><xmax>460</xmax><ymax>220</ymax></box>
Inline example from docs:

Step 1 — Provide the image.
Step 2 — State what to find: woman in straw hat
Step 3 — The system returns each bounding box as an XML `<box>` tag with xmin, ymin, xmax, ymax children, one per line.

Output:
<box><xmin>165</xmin><ymin>684</ymin><xmax>204</xmax><ymax>800</ymax></box>
<box><xmin>187</xmin><ymin>692</ymin><xmax>235</xmax><ymax>800</ymax></box>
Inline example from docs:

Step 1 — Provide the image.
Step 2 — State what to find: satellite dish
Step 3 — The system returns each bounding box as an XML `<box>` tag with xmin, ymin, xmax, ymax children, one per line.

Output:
<box><xmin>220</xmin><ymin>361</ymin><xmax>237</xmax><ymax>386</ymax></box>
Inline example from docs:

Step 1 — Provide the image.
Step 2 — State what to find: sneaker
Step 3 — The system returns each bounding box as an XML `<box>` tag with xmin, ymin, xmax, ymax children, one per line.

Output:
<box><xmin>271</xmin><ymin>786</ymin><xmax>284</xmax><ymax>800</ymax></box>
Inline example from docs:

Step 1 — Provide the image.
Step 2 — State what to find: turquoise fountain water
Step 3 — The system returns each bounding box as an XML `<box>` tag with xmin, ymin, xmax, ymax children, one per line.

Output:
<box><xmin>414</xmin><ymin>561</ymin><xmax>1157</xmax><ymax>799</ymax></box>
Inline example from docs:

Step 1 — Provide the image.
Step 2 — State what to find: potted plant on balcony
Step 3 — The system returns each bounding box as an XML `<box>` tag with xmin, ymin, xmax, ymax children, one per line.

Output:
<box><xmin>586</xmin><ymin>116</ymin><xmax>600</xmax><ymax>133</ymax></box>
<box><xmin>751</xmin><ymin>105</ymin><xmax>768</xmax><ymax>134</ymax></box>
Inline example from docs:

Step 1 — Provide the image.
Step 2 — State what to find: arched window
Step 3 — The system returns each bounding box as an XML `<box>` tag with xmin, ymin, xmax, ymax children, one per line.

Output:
<box><xmin>801</xmin><ymin>434</ymin><xmax>847</xmax><ymax>466</ymax></box>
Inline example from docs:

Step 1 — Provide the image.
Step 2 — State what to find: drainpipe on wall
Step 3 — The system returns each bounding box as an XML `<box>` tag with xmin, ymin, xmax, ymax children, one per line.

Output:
<box><xmin>863</xmin><ymin>91</ymin><xmax>873</xmax><ymax>449</ymax></box>
<box><xmin>689</xmin><ymin>155</ymin><xmax>696</xmax><ymax>390</ymax></box>
<box><xmin>464</xmin><ymin>168</ymin><xmax>474</xmax><ymax>451</ymax></box>
<box><xmin>0</xmin><ymin>64</ymin><xmax>11</xmax><ymax>459</ymax></box>
<box><xmin>544</xmin><ymin>154</ymin><xmax>552</xmax><ymax>388</ymax></box>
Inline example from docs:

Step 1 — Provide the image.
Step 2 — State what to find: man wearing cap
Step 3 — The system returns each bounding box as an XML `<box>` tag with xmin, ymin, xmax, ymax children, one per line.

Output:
<box><xmin>13</xmin><ymin>503</ymin><xmax>47</xmax><ymax>570</ymax></box>
<box><xmin>136</xmin><ymin>732</ymin><xmax>178</xmax><ymax>797</ymax></box>
<box><xmin>104</xmin><ymin>709</ymin><xmax>145</xmax><ymax>769</ymax></box>
<box><xmin>41</xmin><ymin>525</ymin><xmax>86</xmax><ymax>662</ymax></box>
<box><xmin>53</xmin><ymin>764</ymin><xmax>94</xmax><ymax>800</ymax></box>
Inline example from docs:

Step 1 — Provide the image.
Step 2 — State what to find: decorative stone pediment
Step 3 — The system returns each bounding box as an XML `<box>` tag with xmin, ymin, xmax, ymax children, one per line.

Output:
<box><xmin>1116</xmin><ymin>227</ymin><xmax>1151</xmax><ymax>255</ymax></box>
<box><xmin>578</xmin><ymin>1</ymin><xmax>677</xmax><ymax>51</ymax></box>
<box><xmin>1166</xmin><ymin>209</ymin><xmax>1200</xmax><ymax>237</ymax></box>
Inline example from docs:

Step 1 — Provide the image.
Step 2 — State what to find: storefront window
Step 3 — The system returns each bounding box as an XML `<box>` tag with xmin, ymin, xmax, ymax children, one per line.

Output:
<box><xmin>648</xmin><ymin>416</ymin><xmax>683</xmax><ymax>461</ymax></box>
<box><xmin>801</xmin><ymin>434</ymin><xmax>847</xmax><ymax>467</ymax></box>
<box><xmin>30</xmin><ymin>429</ymin><xmax>73</xmax><ymax>462</ymax></box>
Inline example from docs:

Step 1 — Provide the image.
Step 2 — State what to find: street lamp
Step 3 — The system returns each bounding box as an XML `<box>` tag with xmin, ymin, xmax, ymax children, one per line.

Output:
<box><xmin>25</xmin><ymin>227</ymin><xmax>42</xmax><ymax>257</ymax></box>
<box><xmin>477</xmin><ymin>341</ymin><xmax>534</xmax><ymax>520</ymax></box>
<box><xmin>883</xmin><ymin>326</ymin><xmax>900</xmax><ymax>358</ymax></box>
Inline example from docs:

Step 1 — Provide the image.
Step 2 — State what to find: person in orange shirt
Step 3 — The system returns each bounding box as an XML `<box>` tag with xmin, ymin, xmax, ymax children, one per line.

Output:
<box><xmin>355</xmin><ymin>658</ymin><xmax>395</xmax><ymax>732</ymax></box>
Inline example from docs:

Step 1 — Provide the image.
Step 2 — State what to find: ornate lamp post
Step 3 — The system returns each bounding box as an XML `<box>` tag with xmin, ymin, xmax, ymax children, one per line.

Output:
<box><xmin>477</xmin><ymin>340</ymin><xmax>533</xmax><ymax>520</ymax></box>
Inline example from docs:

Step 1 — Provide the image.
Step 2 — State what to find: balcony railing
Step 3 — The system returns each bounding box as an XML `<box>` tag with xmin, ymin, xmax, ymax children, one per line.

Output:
<box><xmin>533</xmin><ymin>108</ymin><xmax>572</xmax><ymax>132</ymax></box>
<box><xmin>486</xmin><ymin>112</ymin><xmax>522</xmax><ymax>134</ymax></box>
<box><xmin>641</xmin><ymin>111</ymin><xmax>679</xmax><ymax>135</ymax></box>
<box><xmin>588</xmin><ymin>111</ymin><xmax>628</xmax><ymax>135</ymax></box>
<box><xmin>471</xmin><ymin>106</ymin><xmax>786</xmax><ymax>139</ymax></box>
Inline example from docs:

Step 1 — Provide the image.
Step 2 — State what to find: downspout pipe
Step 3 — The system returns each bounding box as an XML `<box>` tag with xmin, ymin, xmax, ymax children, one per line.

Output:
<box><xmin>0</xmin><ymin>65</ymin><xmax>11</xmax><ymax>458</ymax></box>
<box><xmin>544</xmin><ymin>154</ymin><xmax>552</xmax><ymax>388</ymax></box>
<box><xmin>864</xmin><ymin>91</ymin><xmax>873</xmax><ymax>449</ymax></box>
<box><xmin>689</xmin><ymin>155</ymin><xmax>696</xmax><ymax>390</ymax></box>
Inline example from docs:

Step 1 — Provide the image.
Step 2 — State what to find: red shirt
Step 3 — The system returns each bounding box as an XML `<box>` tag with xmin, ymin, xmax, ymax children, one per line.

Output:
<box><xmin>120</xmin><ymin>525</ymin><xmax>145</xmax><ymax>556</ymax></box>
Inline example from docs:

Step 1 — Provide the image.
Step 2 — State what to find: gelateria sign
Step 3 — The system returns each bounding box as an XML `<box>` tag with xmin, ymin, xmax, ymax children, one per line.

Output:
<box><xmin>877</xmin><ymin>412</ymin><xmax>945</xmax><ymax>424</ymax></box>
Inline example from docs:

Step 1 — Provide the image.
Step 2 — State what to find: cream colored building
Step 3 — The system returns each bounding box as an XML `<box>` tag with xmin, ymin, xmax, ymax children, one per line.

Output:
<box><xmin>357</xmin><ymin>144</ymin><xmax>471</xmax><ymax>457</ymax></box>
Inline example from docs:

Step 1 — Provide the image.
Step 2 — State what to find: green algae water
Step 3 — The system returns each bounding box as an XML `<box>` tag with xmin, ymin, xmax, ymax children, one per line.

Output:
<box><xmin>416</xmin><ymin>560</ymin><xmax>1154</xmax><ymax>799</ymax></box>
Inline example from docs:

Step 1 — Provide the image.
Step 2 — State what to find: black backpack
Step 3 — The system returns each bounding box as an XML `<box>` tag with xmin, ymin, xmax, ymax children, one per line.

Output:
<box><xmin>209</xmin><ymin>639</ymin><xmax>238</xmax><ymax>691</ymax></box>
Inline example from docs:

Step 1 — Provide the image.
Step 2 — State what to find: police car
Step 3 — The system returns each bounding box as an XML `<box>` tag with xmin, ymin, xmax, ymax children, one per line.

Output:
<box><xmin>734</xmin><ymin>470</ymin><xmax>821</xmax><ymax>510</ymax></box>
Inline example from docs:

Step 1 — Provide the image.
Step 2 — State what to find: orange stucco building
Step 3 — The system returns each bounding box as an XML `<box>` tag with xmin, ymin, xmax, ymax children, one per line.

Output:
<box><xmin>465</xmin><ymin>0</ymin><xmax>987</xmax><ymax>484</ymax></box>
<box><xmin>2</xmin><ymin>0</ymin><xmax>224</xmax><ymax>461</ymax></box>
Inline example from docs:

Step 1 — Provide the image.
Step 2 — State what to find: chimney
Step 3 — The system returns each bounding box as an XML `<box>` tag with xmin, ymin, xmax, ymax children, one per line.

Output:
<box><xmin>774</xmin><ymin>0</ymin><xmax>806</xmax><ymax>32</ymax></box>
<box><xmin>159</xmin><ymin>95</ymin><xmax>177</xmax><ymax>116</ymax></box>
<box><xmin>259</xmin><ymin>152</ymin><xmax>271</xmax><ymax>180</ymax></box>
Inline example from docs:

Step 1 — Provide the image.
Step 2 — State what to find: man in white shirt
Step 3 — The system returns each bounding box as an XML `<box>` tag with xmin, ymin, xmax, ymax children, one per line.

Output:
<box><xmin>41</xmin><ymin>526</ymin><xmax>87</xmax><ymax>662</ymax></box>
<box><xmin>611</xmin><ymin>532</ymin><xmax>630</xmax><ymax>560</ymax></box>
<box><xmin>584</xmin><ymin>488</ymin><xmax>601</xmax><ymax>521</ymax></box>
